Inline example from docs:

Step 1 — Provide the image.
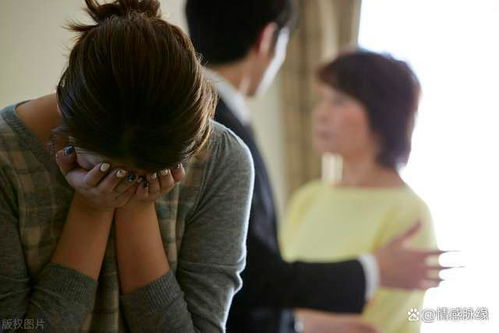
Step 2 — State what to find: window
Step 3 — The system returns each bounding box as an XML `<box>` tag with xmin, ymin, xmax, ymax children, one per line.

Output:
<box><xmin>359</xmin><ymin>1</ymin><xmax>499</xmax><ymax>331</ymax></box>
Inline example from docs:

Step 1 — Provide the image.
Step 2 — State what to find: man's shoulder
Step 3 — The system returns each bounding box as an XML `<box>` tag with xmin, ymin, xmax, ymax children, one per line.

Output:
<box><xmin>214</xmin><ymin>99</ymin><xmax>235</xmax><ymax>126</ymax></box>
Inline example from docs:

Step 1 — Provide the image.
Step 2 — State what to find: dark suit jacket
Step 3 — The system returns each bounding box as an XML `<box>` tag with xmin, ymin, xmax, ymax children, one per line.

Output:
<box><xmin>214</xmin><ymin>99</ymin><xmax>366</xmax><ymax>333</ymax></box>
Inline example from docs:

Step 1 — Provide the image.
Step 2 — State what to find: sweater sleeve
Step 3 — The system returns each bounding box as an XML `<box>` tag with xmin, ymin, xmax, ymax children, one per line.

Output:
<box><xmin>364</xmin><ymin>197</ymin><xmax>437</xmax><ymax>332</ymax></box>
<box><xmin>0</xmin><ymin>167</ymin><xmax>98</xmax><ymax>332</ymax></box>
<box><xmin>120</xmin><ymin>123</ymin><xmax>254</xmax><ymax>332</ymax></box>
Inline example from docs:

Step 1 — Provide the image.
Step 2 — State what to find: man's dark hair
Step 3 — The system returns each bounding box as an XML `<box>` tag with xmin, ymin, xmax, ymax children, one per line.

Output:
<box><xmin>185</xmin><ymin>0</ymin><xmax>297</xmax><ymax>65</ymax></box>
<box><xmin>55</xmin><ymin>0</ymin><xmax>216</xmax><ymax>171</ymax></box>
<box><xmin>318</xmin><ymin>50</ymin><xmax>421</xmax><ymax>168</ymax></box>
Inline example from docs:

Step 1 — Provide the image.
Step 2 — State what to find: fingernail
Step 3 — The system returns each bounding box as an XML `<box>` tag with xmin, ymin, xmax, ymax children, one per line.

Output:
<box><xmin>160</xmin><ymin>169</ymin><xmax>169</xmax><ymax>176</ymax></box>
<box><xmin>150</xmin><ymin>172</ymin><xmax>158</xmax><ymax>180</ymax></box>
<box><xmin>116</xmin><ymin>169</ymin><xmax>127</xmax><ymax>178</ymax></box>
<box><xmin>100</xmin><ymin>162</ymin><xmax>110</xmax><ymax>172</ymax></box>
<box><xmin>127</xmin><ymin>174</ymin><xmax>136</xmax><ymax>182</ymax></box>
<box><xmin>64</xmin><ymin>145</ymin><xmax>74</xmax><ymax>156</ymax></box>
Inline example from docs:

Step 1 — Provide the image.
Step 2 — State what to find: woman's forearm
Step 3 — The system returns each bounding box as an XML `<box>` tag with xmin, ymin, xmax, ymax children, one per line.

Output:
<box><xmin>51</xmin><ymin>193</ymin><xmax>114</xmax><ymax>280</ymax></box>
<box><xmin>114</xmin><ymin>202</ymin><xmax>170</xmax><ymax>294</ymax></box>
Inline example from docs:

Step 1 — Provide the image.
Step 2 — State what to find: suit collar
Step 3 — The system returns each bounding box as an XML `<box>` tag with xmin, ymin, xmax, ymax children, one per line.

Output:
<box><xmin>204</xmin><ymin>68</ymin><xmax>251</xmax><ymax>125</ymax></box>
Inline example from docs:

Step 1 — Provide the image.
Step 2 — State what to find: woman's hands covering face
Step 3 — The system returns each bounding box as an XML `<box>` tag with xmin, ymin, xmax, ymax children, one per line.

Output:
<box><xmin>55</xmin><ymin>146</ymin><xmax>184</xmax><ymax>211</ymax></box>
<box><xmin>128</xmin><ymin>164</ymin><xmax>185</xmax><ymax>205</ymax></box>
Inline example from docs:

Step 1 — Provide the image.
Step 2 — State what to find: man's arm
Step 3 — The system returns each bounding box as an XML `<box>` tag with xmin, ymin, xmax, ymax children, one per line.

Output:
<box><xmin>234</xmin><ymin>217</ymin><xmax>367</xmax><ymax>312</ymax></box>
<box><xmin>235</xmin><ymin>217</ymin><xmax>443</xmax><ymax>313</ymax></box>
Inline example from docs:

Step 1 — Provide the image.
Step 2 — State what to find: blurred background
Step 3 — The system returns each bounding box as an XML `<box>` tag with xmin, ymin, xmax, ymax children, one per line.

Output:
<box><xmin>1</xmin><ymin>1</ymin><xmax>498</xmax><ymax>332</ymax></box>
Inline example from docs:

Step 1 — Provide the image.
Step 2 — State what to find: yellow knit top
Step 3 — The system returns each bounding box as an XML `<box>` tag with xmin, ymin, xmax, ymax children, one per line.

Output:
<box><xmin>280</xmin><ymin>180</ymin><xmax>437</xmax><ymax>333</ymax></box>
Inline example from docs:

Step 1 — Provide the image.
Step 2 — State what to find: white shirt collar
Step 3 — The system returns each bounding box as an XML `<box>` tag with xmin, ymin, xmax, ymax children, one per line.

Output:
<box><xmin>204</xmin><ymin>68</ymin><xmax>251</xmax><ymax>125</ymax></box>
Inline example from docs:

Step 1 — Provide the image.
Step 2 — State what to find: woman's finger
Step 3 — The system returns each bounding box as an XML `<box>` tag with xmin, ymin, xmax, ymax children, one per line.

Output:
<box><xmin>56</xmin><ymin>146</ymin><xmax>98</xmax><ymax>188</ymax></box>
<box><xmin>147</xmin><ymin>173</ymin><xmax>160</xmax><ymax>196</ymax></box>
<box><xmin>97</xmin><ymin>168</ymin><xmax>128</xmax><ymax>193</ymax></box>
<box><xmin>158</xmin><ymin>168</ymin><xmax>174</xmax><ymax>189</ymax></box>
<box><xmin>82</xmin><ymin>162</ymin><xmax>112</xmax><ymax>188</ymax></box>
<box><xmin>170</xmin><ymin>163</ymin><xmax>185</xmax><ymax>183</ymax></box>
<box><xmin>55</xmin><ymin>146</ymin><xmax>78</xmax><ymax>175</ymax></box>
<box><xmin>114</xmin><ymin>173</ymin><xmax>139</xmax><ymax>194</ymax></box>
<box><xmin>135</xmin><ymin>177</ymin><xmax>149</xmax><ymax>200</ymax></box>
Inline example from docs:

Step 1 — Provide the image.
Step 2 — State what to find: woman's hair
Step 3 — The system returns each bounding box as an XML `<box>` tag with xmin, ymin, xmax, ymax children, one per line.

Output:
<box><xmin>55</xmin><ymin>0</ymin><xmax>216</xmax><ymax>171</ymax></box>
<box><xmin>318</xmin><ymin>50</ymin><xmax>421</xmax><ymax>169</ymax></box>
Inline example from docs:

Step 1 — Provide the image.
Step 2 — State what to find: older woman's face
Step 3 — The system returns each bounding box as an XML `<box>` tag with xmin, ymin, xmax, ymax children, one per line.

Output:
<box><xmin>312</xmin><ymin>84</ymin><xmax>378</xmax><ymax>158</ymax></box>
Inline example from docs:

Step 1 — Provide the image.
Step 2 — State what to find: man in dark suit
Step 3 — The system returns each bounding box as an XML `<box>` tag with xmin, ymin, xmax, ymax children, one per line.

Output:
<box><xmin>186</xmin><ymin>1</ymin><xmax>445</xmax><ymax>332</ymax></box>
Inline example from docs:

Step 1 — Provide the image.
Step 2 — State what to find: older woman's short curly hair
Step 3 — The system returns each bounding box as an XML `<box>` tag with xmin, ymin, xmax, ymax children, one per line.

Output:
<box><xmin>318</xmin><ymin>50</ymin><xmax>421</xmax><ymax>168</ymax></box>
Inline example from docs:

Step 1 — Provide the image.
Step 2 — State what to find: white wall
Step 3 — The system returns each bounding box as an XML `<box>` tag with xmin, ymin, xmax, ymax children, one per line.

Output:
<box><xmin>360</xmin><ymin>1</ymin><xmax>499</xmax><ymax>332</ymax></box>
<box><xmin>0</xmin><ymin>0</ymin><xmax>287</xmax><ymax>217</ymax></box>
<box><xmin>0</xmin><ymin>0</ymin><xmax>184</xmax><ymax>105</ymax></box>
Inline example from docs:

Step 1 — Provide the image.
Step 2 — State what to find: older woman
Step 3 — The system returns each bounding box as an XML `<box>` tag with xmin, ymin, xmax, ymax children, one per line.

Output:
<box><xmin>280</xmin><ymin>50</ymin><xmax>438</xmax><ymax>333</ymax></box>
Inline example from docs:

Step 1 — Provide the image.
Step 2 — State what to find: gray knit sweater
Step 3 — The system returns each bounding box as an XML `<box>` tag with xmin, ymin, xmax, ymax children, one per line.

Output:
<box><xmin>0</xmin><ymin>102</ymin><xmax>254</xmax><ymax>332</ymax></box>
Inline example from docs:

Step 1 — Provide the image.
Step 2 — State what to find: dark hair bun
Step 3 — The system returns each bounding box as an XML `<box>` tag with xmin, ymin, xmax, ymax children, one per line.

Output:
<box><xmin>73</xmin><ymin>0</ymin><xmax>161</xmax><ymax>31</ymax></box>
<box><xmin>57</xmin><ymin>0</ymin><xmax>216</xmax><ymax>171</ymax></box>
